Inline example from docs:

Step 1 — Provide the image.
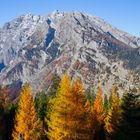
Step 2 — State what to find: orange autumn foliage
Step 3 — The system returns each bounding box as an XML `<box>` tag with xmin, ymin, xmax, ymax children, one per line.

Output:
<box><xmin>12</xmin><ymin>83</ymin><xmax>41</xmax><ymax>140</ymax></box>
<box><xmin>47</xmin><ymin>75</ymin><xmax>93</xmax><ymax>140</ymax></box>
<box><xmin>93</xmin><ymin>86</ymin><xmax>104</xmax><ymax>122</ymax></box>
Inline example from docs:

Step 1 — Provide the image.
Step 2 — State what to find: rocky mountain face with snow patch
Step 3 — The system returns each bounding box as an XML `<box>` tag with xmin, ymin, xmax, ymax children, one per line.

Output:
<box><xmin>0</xmin><ymin>11</ymin><xmax>140</xmax><ymax>95</ymax></box>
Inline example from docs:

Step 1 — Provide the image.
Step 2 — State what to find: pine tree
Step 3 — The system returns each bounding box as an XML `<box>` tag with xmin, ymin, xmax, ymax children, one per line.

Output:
<box><xmin>0</xmin><ymin>85</ymin><xmax>10</xmax><ymax>109</ymax></box>
<box><xmin>119</xmin><ymin>87</ymin><xmax>140</xmax><ymax>140</ymax></box>
<box><xmin>12</xmin><ymin>83</ymin><xmax>41</xmax><ymax>140</ymax></box>
<box><xmin>5</xmin><ymin>103</ymin><xmax>17</xmax><ymax>140</ymax></box>
<box><xmin>45</xmin><ymin>73</ymin><xmax>61</xmax><ymax>132</ymax></box>
<box><xmin>35</xmin><ymin>91</ymin><xmax>47</xmax><ymax>121</ymax></box>
<box><xmin>104</xmin><ymin>85</ymin><xmax>122</xmax><ymax>140</ymax></box>
<box><xmin>0</xmin><ymin>100</ymin><xmax>4</xmax><ymax>139</ymax></box>
<box><xmin>104</xmin><ymin>94</ymin><xmax>109</xmax><ymax>110</ymax></box>
<box><xmin>108</xmin><ymin>91</ymin><xmax>113</xmax><ymax>109</ymax></box>
<box><xmin>85</xmin><ymin>86</ymin><xmax>96</xmax><ymax>105</ymax></box>
<box><xmin>45</xmin><ymin>73</ymin><xmax>61</xmax><ymax>139</ymax></box>
<box><xmin>0</xmin><ymin>85</ymin><xmax>10</xmax><ymax>139</ymax></box>
<box><xmin>47</xmin><ymin>72</ymin><xmax>61</xmax><ymax>97</ymax></box>
<box><xmin>35</xmin><ymin>91</ymin><xmax>48</xmax><ymax>139</ymax></box>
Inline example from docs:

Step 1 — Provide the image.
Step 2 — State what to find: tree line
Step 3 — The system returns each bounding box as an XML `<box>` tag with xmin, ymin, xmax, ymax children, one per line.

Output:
<box><xmin>0</xmin><ymin>73</ymin><xmax>140</xmax><ymax>140</ymax></box>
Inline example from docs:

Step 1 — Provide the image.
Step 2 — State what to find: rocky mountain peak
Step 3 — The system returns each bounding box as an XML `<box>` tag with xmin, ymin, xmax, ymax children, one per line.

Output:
<box><xmin>0</xmin><ymin>11</ymin><xmax>140</xmax><ymax>96</ymax></box>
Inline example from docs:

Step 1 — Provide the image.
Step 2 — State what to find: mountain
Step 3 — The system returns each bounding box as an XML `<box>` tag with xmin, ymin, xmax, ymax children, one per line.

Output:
<box><xmin>0</xmin><ymin>10</ymin><xmax>140</xmax><ymax>96</ymax></box>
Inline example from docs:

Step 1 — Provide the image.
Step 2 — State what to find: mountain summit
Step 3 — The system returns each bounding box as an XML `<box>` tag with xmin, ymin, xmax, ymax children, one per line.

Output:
<box><xmin>0</xmin><ymin>11</ymin><xmax>140</xmax><ymax>93</ymax></box>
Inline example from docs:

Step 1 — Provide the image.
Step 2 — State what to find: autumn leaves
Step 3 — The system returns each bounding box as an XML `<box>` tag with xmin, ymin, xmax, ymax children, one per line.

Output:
<box><xmin>47</xmin><ymin>75</ymin><xmax>92</xmax><ymax>140</ymax></box>
<box><xmin>1</xmin><ymin>74</ymin><xmax>140</xmax><ymax>140</ymax></box>
<box><xmin>12</xmin><ymin>83</ymin><xmax>41</xmax><ymax>140</ymax></box>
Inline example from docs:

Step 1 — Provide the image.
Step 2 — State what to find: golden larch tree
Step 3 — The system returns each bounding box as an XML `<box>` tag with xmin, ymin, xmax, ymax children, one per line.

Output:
<box><xmin>93</xmin><ymin>86</ymin><xmax>104</xmax><ymax>122</ymax></box>
<box><xmin>104</xmin><ymin>85</ymin><xmax>122</xmax><ymax>140</ymax></box>
<box><xmin>47</xmin><ymin>75</ymin><xmax>93</xmax><ymax>140</ymax></box>
<box><xmin>12</xmin><ymin>83</ymin><xmax>41</xmax><ymax>140</ymax></box>
<box><xmin>92</xmin><ymin>86</ymin><xmax>105</xmax><ymax>140</ymax></box>
<box><xmin>71</xmin><ymin>78</ymin><xmax>93</xmax><ymax>140</ymax></box>
<box><xmin>46</xmin><ymin>74</ymin><xmax>72</xmax><ymax>140</ymax></box>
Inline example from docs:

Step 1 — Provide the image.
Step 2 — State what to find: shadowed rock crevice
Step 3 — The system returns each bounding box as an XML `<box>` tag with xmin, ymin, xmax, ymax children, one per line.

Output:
<box><xmin>45</xmin><ymin>27</ymin><xmax>56</xmax><ymax>48</ymax></box>
<box><xmin>0</xmin><ymin>62</ymin><xmax>5</xmax><ymax>72</ymax></box>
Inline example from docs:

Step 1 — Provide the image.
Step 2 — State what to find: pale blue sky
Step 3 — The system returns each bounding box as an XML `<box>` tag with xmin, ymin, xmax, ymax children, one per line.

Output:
<box><xmin>0</xmin><ymin>0</ymin><xmax>140</xmax><ymax>37</ymax></box>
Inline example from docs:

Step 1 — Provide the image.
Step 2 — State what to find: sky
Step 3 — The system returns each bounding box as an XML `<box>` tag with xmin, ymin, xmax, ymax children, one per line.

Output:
<box><xmin>0</xmin><ymin>0</ymin><xmax>140</xmax><ymax>37</ymax></box>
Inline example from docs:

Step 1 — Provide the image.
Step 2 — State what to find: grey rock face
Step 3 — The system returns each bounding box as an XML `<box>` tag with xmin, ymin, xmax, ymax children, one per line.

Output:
<box><xmin>0</xmin><ymin>11</ymin><xmax>140</xmax><ymax>93</ymax></box>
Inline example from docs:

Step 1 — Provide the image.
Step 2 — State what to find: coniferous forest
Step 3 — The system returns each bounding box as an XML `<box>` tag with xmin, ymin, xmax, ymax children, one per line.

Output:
<box><xmin>0</xmin><ymin>74</ymin><xmax>140</xmax><ymax>140</ymax></box>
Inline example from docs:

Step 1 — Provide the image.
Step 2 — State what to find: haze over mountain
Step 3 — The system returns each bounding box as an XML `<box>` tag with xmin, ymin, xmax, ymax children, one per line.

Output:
<box><xmin>0</xmin><ymin>10</ymin><xmax>140</xmax><ymax>94</ymax></box>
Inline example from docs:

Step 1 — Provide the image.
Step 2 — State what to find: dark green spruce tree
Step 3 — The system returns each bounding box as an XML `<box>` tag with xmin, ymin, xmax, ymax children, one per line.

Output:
<box><xmin>104</xmin><ymin>94</ymin><xmax>109</xmax><ymax>111</ymax></box>
<box><xmin>35</xmin><ymin>91</ymin><xmax>48</xmax><ymax>140</ymax></box>
<box><xmin>120</xmin><ymin>87</ymin><xmax>140</xmax><ymax>140</ymax></box>
<box><xmin>35</xmin><ymin>73</ymin><xmax>60</xmax><ymax>139</ymax></box>
<box><xmin>47</xmin><ymin>72</ymin><xmax>61</xmax><ymax>97</ymax></box>
<box><xmin>85</xmin><ymin>86</ymin><xmax>96</xmax><ymax>105</ymax></box>
<box><xmin>46</xmin><ymin>72</ymin><xmax>61</xmax><ymax>123</ymax></box>
<box><xmin>108</xmin><ymin>91</ymin><xmax>113</xmax><ymax>109</ymax></box>
<box><xmin>5</xmin><ymin>103</ymin><xmax>17</xmax><ymax>140</ymax></box>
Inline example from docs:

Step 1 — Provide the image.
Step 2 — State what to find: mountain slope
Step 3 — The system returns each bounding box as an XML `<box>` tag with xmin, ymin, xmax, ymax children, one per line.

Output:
<box><xmin>0</xmin><ymin>11</ymin><xmax>140</xmax><ymax>95</ymax></box>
